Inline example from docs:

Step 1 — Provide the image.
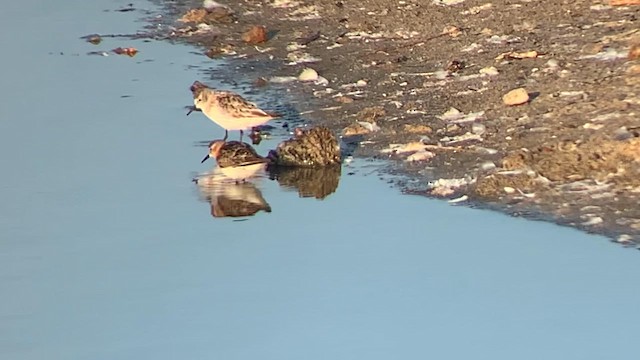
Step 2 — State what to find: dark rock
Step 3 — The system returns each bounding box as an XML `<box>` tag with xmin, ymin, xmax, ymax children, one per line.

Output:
<box><xmin>268</xmin><ymin>127</ymin><xmax>341</xmax><ymax>167</ymax></box>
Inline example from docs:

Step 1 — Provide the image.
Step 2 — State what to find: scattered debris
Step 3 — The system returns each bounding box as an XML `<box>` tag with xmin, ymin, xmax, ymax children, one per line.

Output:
<box><xmin>495</xmin><ymin>50</ymin><xmax>539</xmax><ymax>61</ymax></box>
<box><xmin>162</xmin><ymin>0</ymin><xmax>640</xmax><ymax>241</ymax></box>
<box><xmin>381</xmin><ymin>142</ymin><xmax>429</xmax><ymax>154</ymax></box>
<box><xmin>112</xmin><ymin>47</ymin><xmax>138</xmax><ymax>57</ymax></box>
<box><xmin>433</xmin><ymin>0</ymin><xmax>466</xmax><ymax>5</ymax></box>
<box><xmin>448</xmin><ymin>195</ymin><xmax>469</xmax><ymax>203</ymax></box>
<box><xmin>428</xmin><ymin>177</ymin><xmax>474</xmax><ymax>197</ymax></box>
<box><xmin>440</xmin><ymin>132</ymin><xmax>483</xmax><ymax>145</ymax></box>
<box><xmin>83</xmin><ymin>34</ymin><xmax>102</xmax><ymax>45</ymax></box>
<box><xmin>406</xmin><ymin>150</ymin><xmax>436</xmax><ymax>162</ymax></box>
<box><xmin>610</xmin><ymin>0</ymin><xmax>640</xmax><ymax>5</ymax></box>
<box><xmin>579</xmin><ymin>48</ymin><xmax>629</xmax><ymax>61</ymax></box>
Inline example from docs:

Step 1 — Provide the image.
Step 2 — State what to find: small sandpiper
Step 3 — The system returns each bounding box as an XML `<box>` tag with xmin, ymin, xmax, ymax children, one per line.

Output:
<box><xmin>201</xmin><ymin>140</ymin><xmax>271</xmax><ymax>182</ymax></box>
<box><xmin>201</xmin><ymin>140</ymin><xmax>270</xmax><ymax>167</ymax></box>
<box><xmin>189</xmin><ymin>81</ymin><xmax>276</xmax><ymax>141</ymax></box>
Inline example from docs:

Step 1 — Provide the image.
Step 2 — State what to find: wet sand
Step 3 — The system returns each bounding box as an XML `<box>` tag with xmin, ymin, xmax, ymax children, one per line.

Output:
<box><xmin>139</xmin><ymin>0</ymin><xmax>640</xmax><ymax>242</ymax></box>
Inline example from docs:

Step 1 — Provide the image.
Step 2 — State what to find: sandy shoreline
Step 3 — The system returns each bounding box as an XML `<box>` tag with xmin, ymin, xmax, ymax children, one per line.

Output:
<box><xmin>136</xmin><ymin>0</ymin><xmax>640</xmax><ymax>243</ymax></box>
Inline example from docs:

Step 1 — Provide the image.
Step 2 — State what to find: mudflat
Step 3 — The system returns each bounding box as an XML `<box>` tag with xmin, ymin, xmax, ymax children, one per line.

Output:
<box><xmin>142</xmin><ymin>0</ymin><xmax>640</xmax><ymax>242</ymax></box>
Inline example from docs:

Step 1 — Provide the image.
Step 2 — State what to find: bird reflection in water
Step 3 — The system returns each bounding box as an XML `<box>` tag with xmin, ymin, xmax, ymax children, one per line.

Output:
<box><xmin>194</xmin><ymin>139</ymin><xmax>342</xmax><ymax>219</ymax></box>
<box><xmin>195</xmin><ymin>140</ymin><xmax>271</xmax><ymax>218</ymax></box>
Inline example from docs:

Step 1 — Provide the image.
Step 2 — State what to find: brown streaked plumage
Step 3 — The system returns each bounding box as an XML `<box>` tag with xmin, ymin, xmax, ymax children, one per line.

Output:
<box><xmin>189</xmin><ymin>81</ymin><xmax>276</xmax><ymax>141</ymax></box>
<box><xmin>201</xmin><ymin>140</ymin><xmax>271</xmax><ymax>168</ymax></box>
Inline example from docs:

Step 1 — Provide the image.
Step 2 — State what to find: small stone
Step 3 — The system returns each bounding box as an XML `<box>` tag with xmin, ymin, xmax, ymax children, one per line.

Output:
<box><xmin>616</xmin><ymin>234</ymin><xmax>633</xmax><ymax>244</ymax></box>
<box><xmin>356</xmin><ymin>79</ymin><xmax>368</xmax><ymax>87</ymax></box>
<box><xmin>545</xmin><ymin>59</ymin><xmax>560</xmax><ymax>69</ymax></box>
<box><xmin>446</xmin><ymin>124</ymin><xmax>461</xmax><ymax>134</ymax></box>
<box><xmin>298</xmin><ymin>68</ymin><xmax>319</xmax><ymax>82</ymax></box>
<box><xmin>583</xmin><ymin>123</ymin><xmax>604</xmax><ymax>130</ymax></box>
<box><xmin>626</xmin><ymin>64</ymin><xmax>640</xmax><ymax>75</ymax></box>
<box><xmin>480</xmin><ymin>162</ymin><xmax>496</xmax><ymax>171</ymax></box>
<box><xmin>479</xmin><ymin>66</ymin><xmax>499</xmax><ymax>76</ymax></box>
<box><xmin>582</xmin><ymin>217</ymin><xmax>603</xmax><ymax>226</ymax></box>
<box><xmin>84</xmin><ymin>34</ymin><xmax>102</xmax><ymax>45</ymax></box>
<box><xmin>613</xmin><ymin>127</ymin><xmax>633</xmax><ymax>141</ymax></box>
<box><xmin>629</xmin><ymin>44</ymin><xmax>640</xmax><ymax>60</ymax></box>
<box><xmin>503</xmin><ymin>88</ymin><xmax>530</xmax><ymax>106</ymax></box>
<box><xmin>242</xmin><ymin>25</ymin><xmax>268</xmax><ymax>45</ymax></box>
<box><xmin>504</xmin><ymin>187</ymin><xmax>516</xmax><ymax>194</ymax></box>
<box><xmin>471</xmin><ymin>123</ymin><xmax>486</xmax><ymax>135</ymax></box>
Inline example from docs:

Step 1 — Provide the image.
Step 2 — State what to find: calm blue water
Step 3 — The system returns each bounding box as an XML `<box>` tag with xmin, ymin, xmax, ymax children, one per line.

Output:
<box><xmin>2</xmin><ymin>1</ymin><xmax>640</xmax><ymax>359</ymax></box>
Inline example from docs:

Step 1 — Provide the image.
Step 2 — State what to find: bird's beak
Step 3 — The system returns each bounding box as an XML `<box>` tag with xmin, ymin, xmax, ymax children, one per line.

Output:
<box><xmin>201</xmin><ymin>154</ymin><xmax>210</xmax><ymax>164</ymax></box>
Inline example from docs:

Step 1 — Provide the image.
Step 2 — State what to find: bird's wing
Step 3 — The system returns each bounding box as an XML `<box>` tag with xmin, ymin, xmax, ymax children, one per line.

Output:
<box><xmin>217</xmin><ymin>92</ymin><xmax>272</xmax><ymax>118</ymax></box>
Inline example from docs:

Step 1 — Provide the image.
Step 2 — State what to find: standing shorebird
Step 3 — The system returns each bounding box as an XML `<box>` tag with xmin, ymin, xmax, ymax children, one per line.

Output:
<box><xmin>189</xmin><ymin>81</ymin><xmax>276</xmax><ymax>141</ymax></box>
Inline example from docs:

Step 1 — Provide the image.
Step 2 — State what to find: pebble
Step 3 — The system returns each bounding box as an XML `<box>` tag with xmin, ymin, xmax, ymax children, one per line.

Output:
<box><xmin>503</xmin><ymin>88</ymin><xmax>530</xmax><ymax>106</ymax></box>
<box><xmin>480</xmin><ymin>161</ymin><xmax>497</xmax><ymax>171</ymax></box>
<box><xmin>479</xmin><ymin>66</ymin><xmax>499</xmax><ymax>76</ymax></box>
<box><xmin>471</xmin><ymin>123</ymin><xmax>486</xmax><ymax>135</ymax></box>
<box><xmin>626</xmin><ymin>64</ymin><xmax>640</xmax><ymax>75</ymax></box>
<box><xmin>242</xmin><ymin>25</ymin><xmax>268</xmax><ymax>44</ymax></box>
<box><xmin>616</xmin><ymin>234</ymin><xmax>634</xmax><ymax>244</ymax></box>
<box><xmin>298</xmin><ymin>68</ymin><xmax>319</xmax><ymax>82</ymax></box>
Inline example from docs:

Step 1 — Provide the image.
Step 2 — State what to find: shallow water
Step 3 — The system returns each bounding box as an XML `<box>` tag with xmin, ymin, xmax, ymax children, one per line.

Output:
<box><xmin>2</xmin><ymin>1</ymin><xmax>640</xmax><ymax>359</ymax></box>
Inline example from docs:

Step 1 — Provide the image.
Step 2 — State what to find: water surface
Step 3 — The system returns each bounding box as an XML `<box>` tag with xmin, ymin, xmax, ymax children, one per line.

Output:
<box><xmin>2</xmin><ymin>1</ymin><xmax>640</xmax><ymax>359</ymax></box>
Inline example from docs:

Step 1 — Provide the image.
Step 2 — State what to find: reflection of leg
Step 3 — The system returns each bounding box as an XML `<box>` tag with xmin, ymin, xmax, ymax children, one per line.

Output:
<box><xmin>223</xmin><ymin>130</ymin><xmax>228</xmax><ymax>141</ymax></box>
<box><xmin>239</xmin><ymin>130</ymin><xmax>244</xmax><ymax>142</ymax></box>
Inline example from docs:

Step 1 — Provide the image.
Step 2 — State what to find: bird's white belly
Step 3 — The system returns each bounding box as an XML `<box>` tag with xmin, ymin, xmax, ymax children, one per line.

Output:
<box><xmin>202</xmin><ymin>107</ymin><xmax>271</xmax><ymax>131</ymax></box>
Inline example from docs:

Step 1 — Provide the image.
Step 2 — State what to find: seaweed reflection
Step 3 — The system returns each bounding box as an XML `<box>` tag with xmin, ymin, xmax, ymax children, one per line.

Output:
<box><xmin>268</xmin><ymin>165</ymin><xmax>341</xmax><ymax>200</ymax></box>
<box><xmin>194</xmin><ymin>163</ymin><xmax>341</xmax><ymax>219</ymax></box>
